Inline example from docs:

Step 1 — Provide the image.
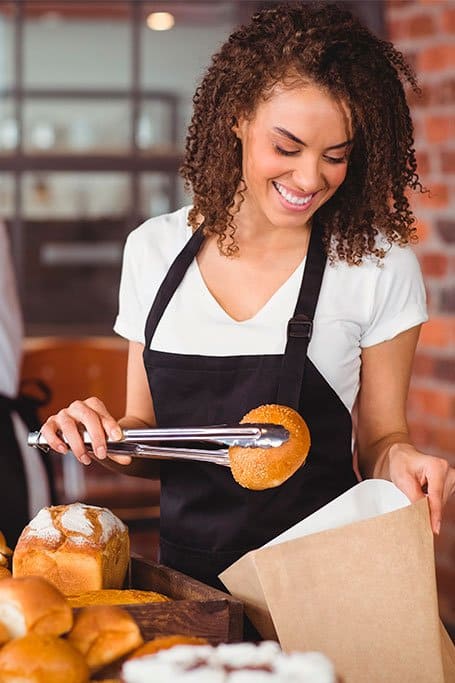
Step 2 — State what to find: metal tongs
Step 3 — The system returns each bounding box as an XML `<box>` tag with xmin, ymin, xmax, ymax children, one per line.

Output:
<box><xmin>28</xmin><ymin>423</ymin><xmax>290</xmax><ymax>467</ymax></box>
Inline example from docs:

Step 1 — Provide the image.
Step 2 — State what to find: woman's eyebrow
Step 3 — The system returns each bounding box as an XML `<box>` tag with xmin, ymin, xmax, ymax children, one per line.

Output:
<box><xmin>273</xmin><ymin>126</ymin><xmax>353</xmax><ymax>150</ymax></box>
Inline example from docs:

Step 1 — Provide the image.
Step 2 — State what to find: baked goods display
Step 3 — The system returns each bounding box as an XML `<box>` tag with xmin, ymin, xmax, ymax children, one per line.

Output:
<box><xmin>229</xmin><ymin>404</ymin><xmax>311</xmax><ymax>490</ymax></box>
<box><xmin>0</xmin><ymin>576</ymin><xmax>73</xmax><ymax>641</ymax></box>
<box><xmin>0</xmin><ymin>632</ymin><xmax>89</xmax><ymax>683</ymax></box>
<box><xmin>68</xmin><ymin>588</ymin><xmax>170</xmax><ymax>608</ymax></box>
<box><xmin>121</xmin><ymin>641</ymin><xmax>337</xmax><ymax>683</ymax></box>
<box><xmin>13</xmin><ymin>503</ymin><xmax>130</xmax><ymax>595</ymax></box>
<box><xmin>68</xmin><ymin>605</ymin><xmax>143</xmax><ymax>673</ymax></box>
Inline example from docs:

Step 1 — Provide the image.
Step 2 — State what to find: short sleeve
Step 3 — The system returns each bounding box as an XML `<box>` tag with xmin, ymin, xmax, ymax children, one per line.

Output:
<box><xmin>360</xmin><ymin>244</ymin><xmax>428</xmax><ymax>348</ymax></box>
<box><xmin>113</xmin><ymin>232</ymin><xmax>146</xmax><ymax>343</ymax></box>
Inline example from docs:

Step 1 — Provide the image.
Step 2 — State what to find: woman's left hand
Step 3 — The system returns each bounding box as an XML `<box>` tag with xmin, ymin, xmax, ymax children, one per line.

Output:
<box><xmin>387</xmin><ymin>442</ymin><xmax>455</xmax><ymax>535</ymax></box>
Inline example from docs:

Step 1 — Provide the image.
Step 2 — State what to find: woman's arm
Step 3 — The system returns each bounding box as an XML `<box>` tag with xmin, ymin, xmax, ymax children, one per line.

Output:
<box><xmin>40</xmin><ymin>340</ymin><xmax>155</xmax><ymax>466</ymax></box>
<box><xmin>356</xmin><ymin>325</ymin><xmax>455</xmax><ymax>534</ymax></box>
<box><xmin>119</xmin><ymin>341</ymin><xmax>156</xmax><ymax>430</ymax></box>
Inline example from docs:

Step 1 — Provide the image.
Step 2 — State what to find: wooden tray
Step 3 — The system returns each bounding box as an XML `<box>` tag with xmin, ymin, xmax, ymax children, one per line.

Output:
<box><xmin>117</xmin><ymin>554</ymin><xmax>243</xmax><ymax>644</ymax></box>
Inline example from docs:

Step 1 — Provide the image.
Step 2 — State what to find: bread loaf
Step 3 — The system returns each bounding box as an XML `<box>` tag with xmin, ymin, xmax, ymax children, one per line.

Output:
<box><xmin>13</xmin><ymin>503</ymin><xmax>129</xmax><ymax>595</ymax></box>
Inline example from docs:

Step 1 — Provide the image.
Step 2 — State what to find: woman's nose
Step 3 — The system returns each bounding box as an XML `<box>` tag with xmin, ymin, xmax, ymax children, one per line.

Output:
<box><xmin>293</xmin><ymin>157</ymin><xmax>323</xmax><ymax>193</ymax></box>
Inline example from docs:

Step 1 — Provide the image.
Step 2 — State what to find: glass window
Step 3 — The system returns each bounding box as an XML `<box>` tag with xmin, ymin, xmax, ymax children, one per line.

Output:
<box><xmin>0</xmin><ymin>97</ymin><xmax>18</xmax><ymax>154</ymax></box>
<box><xmin>22</xmin><ymin>172</ymin><xmax>130</xmax><ymax>220</ymax></box>
<box><xmin>23</xmin><ymin>2</ymin><xmax>131</xmax><ymax>89</ymax></box>
<box><xmin>137</xmin><ymin>98</ymin><xmax>176</xmax><ymax>152</ymax></box>
<box><xmin>141</xmin><ymin>2</ymin><xmax>236</xmax><ymax>148</ymax></box>
<box><xmin>0</xmin><ymin>5</ymin><xmax>14</xmax><ymax>91</ymax></box>
<box><xmin>0</xmin><ymin>174</ymin><xmax>14</xmax><ymax>219</ymax></box>
<box><xmin>23</xmin><ymin>99</ymin><xmax>131</xmax><ymax>154</ymax></box>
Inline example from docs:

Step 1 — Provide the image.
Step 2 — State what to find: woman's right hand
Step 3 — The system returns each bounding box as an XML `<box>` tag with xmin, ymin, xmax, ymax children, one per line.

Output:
<box><xmin>40</xmin><ymin>396</ymin><xmax>124</xmax><ymax>466</ymax></box>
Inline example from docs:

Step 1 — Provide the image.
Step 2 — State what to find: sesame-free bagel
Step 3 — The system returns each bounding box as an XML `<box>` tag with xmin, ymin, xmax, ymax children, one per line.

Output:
<box><xmin>228</xmin><ymin>404</ymin><xmax>311</xmax><ymax>490</ymax></box>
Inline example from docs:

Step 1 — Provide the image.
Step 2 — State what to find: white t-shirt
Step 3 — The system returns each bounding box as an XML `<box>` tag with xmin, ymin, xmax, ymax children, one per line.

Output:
<box><xmin>114</xmin><ymin>206</ymin><xmax>428</xmax><ymax>413</ymax></box>
<box><xmin>0</xmin><ymin>222</ymin><xmax>50</xmax><ymax>515</ymax></box>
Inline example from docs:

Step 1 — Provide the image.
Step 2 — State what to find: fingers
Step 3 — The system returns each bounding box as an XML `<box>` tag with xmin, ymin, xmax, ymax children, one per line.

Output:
<box><xmin>107</xmin><ymin>453</ymin><xmax>132</xmax><ymax>466</ymax></box>
<box><xmin>424</xmin><ymin>460</ymin><xmax>453</xmax><ymax>535</ymax></box>
<box><xmin>40</xmin><ymin>397</ymin><xmax>123</xmax><ymax>467</ymax></box>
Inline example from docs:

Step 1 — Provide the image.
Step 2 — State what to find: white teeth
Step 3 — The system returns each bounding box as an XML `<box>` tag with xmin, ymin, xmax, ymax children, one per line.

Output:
<box><xmin>274</xmin><ymin>182</ymin><xmax>313</xmax><ymax>205</ymax></box>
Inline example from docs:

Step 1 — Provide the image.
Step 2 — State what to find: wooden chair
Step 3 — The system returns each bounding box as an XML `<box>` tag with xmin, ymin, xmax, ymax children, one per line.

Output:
<box><xmin>20</xmin><ymin>336</ymin><xmax>160</xmax><ymax>525</ymax></box>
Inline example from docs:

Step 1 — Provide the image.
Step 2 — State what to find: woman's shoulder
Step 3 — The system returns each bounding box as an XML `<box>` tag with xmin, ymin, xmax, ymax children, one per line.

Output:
<box><xmin>328</xmin><ymin>235</ymin><xmax>422</xmax><ymax>280</ymax></box>
<box><xmin>125</xmin><ymin>205</ymin><xmax>193</xmax><ymax>263</ymax></box>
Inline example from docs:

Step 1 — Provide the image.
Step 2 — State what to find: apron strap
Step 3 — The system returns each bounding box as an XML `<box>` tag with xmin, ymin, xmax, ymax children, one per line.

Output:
<box><xmin>144</xmin><ymin>226</ymin><xmax>205</xmax><ymax>350</ymax></box>
<box><xmin>277</xmin><ymin>222</ymin><xmax>327</xmax><ymax>410</ymax></box>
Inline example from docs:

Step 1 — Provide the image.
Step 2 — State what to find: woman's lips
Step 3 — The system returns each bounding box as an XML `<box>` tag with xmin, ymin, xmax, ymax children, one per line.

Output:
<box><xmin>272</xmin><ymin>181</ymin><xmax>318</xmax><ymax>212</ymax></box>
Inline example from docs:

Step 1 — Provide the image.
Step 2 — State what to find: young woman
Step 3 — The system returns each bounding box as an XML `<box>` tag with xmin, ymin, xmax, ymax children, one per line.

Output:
<box><xmin>41</xmin><ymin>3</ymin><xmax>455</xmax><ymax>588</ymax></box>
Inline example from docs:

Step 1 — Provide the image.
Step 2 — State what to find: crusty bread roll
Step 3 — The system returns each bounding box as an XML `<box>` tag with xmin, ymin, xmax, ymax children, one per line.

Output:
<box><xmin>129</xmin><ymin>634</ymin><xmax>209</xmax><ymax>659</ymax></box>
<box><xmin>13</xmin><ymin>503</ymin><xmax>129</xmax><ymax>595</ymax></box>
<box><xmin>0</xmin><ymin>576</ymin><xmax>73</xmax><ymax>641</ymax></box>
<box><xmin>0</xmin><ymin>566</ymin><xmax>11</xmax><ymax>580</ymax></box>
<box><xmin>68</xmin><ymin>605</ymin><xmax>143</xmax><ymax>673</ymax></box>
<box><xmin>67</xmin><ymin>588</ymin><xmax>170</xmax><ymax>608</ymax></box>
<box><xmin>229</xmin><ymin>404</ymin><xmax>311</xmax><ymax>490</ymax></box>
<box><xmin>0</xmin><ymin>633</ymin><xmax>89</xmax><ymax>683</ymax></box>
<box><xmin>0</xmin><ymin>531</ymin><xmax>12</xmax><ymax>570</ymax></box>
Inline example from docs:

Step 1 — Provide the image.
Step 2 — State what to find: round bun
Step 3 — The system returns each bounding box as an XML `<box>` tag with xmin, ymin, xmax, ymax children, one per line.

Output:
<box><xmin>229</xmin><ymin>404</ymin><xmax>311</xmax><ymax>490</ymax></box>
<box><xmin>0</xmin><ymin>566</ymin><xmax>11</xmax><ymax>580</ymax></box>
<box><xmin>0</xmin><ymin>531</ymin><xmax>12</xmax><ymax>569</ymax></box>
<box><xmin>0</xmin><ymin>576</ymin><xmax>73</xmax><ymax>640</ymax></box>
<box><xmin>0</xmin><ymin>633</ymin><xmax>89</xmax><ymax>683</ymax></box>
<box><xmin>68</xmin><ymin>605</ymin><xmax>143</xmax><ymax>673</ymax></box>
<box><xmin>129</xmin><ymin>634</ymin><xmax>209</xmax><ymax>659</ymax></box>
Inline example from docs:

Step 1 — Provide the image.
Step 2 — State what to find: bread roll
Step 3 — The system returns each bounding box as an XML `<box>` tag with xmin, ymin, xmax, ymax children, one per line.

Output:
<box><xmin>0</xmin><ymin>633</ymin><xmax>89</xmax><ymax>683</ymax></box>
<box><xmin>0</xmin><ymin>566</ymin><xmax>11</xmax><ymax>580</ymax></box>
<box><xmin>0</xmin><ymin>576</ymin><xmax>72</xmax><ymax>641</ymax></box>
<box><xmin>68</xmin><ymin>605</ymin><xmax>143</xmax><ymax>673</ymax></box>
<box><xmin>0</xmin><ymin>531</ymin><xmax>12</xmax><ymax>570</ymax></box>
<box><xmin>13</xmin><ymin>503</ymin><xmax>129</xmax><ymax>595</ymax></box>
<box><xmin>67</xmin><ymin>588</ymin><xmax>170</xmax><ymax>608</ymax></box>
<box><xmin>129</xmin><ymin>634</ymin><xmax>209</xmax><ymax>659</ymax></box>
<box><xmin>229</xmin><ymin>404</ymin><xmax>311</xmax><ymax>489</ymax></box>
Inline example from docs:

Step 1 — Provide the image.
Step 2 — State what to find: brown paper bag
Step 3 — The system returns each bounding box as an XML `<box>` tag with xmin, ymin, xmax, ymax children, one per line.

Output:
<box><xmin>221</xmin><ymin>481</ymin><xmax>455</xmax><ymax>683</ymax></box>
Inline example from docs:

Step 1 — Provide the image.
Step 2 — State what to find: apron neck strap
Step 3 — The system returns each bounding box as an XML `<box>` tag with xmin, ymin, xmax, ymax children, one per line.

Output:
<box><xmin>144</xmin><ymin>226</ymin><xmax>205</xmax><ymax>349</ymax></box>
<box><xmin>276</xmin><ymin>221</ymin><xmax>327</xmax><ymax>410</ymax></box>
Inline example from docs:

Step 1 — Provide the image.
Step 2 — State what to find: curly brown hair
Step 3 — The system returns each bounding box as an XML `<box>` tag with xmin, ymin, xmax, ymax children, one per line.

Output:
<box><xmin>180</xmin><ymin>2</ymin><xmax>423</xmax><ymax>264</ymax></box>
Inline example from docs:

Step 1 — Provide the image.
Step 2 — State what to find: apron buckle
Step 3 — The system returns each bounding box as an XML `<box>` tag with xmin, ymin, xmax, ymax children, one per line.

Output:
<box><xmin>287</xmin><ymin>314</ymin><xmax>313</xmax><ymax>339</ymax></box>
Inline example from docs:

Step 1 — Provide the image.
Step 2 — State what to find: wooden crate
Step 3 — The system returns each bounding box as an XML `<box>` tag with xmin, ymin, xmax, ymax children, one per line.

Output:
<box><xmin>118</xmin><ymin>554</ymin><xmax>243</xmax><ymax>644</ymax></box>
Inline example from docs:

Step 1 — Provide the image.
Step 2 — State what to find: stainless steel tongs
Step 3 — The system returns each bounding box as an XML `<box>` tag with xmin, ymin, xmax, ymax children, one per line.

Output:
<box><xmin>28</xmin><ymin>423</ymin><xmax>290</xmax><ymax>468</ymax></box>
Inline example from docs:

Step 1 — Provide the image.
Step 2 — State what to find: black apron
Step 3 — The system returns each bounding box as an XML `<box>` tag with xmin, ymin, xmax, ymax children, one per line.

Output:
<box><xmin>143</xmin><ymin>222</ymin><xmax>358</xmax><ymax>589</ymax></box>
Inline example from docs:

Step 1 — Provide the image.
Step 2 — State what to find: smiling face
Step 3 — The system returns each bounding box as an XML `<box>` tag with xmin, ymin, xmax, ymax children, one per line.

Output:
<box><xmin>233</xmin><ymin>81</ymin><xmax>353</xmax><ymax>232</ymax></box>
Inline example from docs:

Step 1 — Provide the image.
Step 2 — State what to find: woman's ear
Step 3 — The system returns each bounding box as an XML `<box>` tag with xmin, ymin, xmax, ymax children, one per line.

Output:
<box><xmin>231</xmin><ymin>115</ymin><xmax>246</xmax><ymax>140</ymax></box>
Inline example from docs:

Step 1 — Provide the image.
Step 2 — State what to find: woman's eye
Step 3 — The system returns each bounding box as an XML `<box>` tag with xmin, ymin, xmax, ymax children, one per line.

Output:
<box><xmin>324</xmin><ymin>155</ymin><xmax>348</xmax><ymax>165</ymax></box>
<box><xmin>274</xmin><ymin>145</ymin><xmax>299</xmax><ymax>157</ymax></box>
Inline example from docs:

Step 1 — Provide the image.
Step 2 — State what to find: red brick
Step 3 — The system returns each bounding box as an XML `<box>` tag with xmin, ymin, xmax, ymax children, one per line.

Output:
<box><xmin>442</xmin><ymin>6</ymin><xmax>455</xmax><ymax>33</ymax></box>
<box><xmin>419</xmin><ymin>317</ymin><xmax>455</xmax><ymax>348</ymax></box>
<box><xmin>417</xmin><ymin>182</ymin><xmax>449</xmax><ymax>208</ymax></box>
<box><xmin>420</xmin><ymin>252</ymin><xmax>449</xmax><ymax>277</ymax></box>
<box><xmin>408</xmin><ymin>13</ymin><xmax>437</xmax><ymax>37</ymax></box>
<box><xmin>414</xmin><ymin>217</ymin><xmax>430</xmax><ymax>242</ymax></box>
<box><xmin>441</xmin><ymin>287</ymin><xmax>455</xmax><ymax>314</ymax></box>
<box><xmin>418</xmin><ymin>44</ymin><xmax>455</xmax><ymax>71</ymax></box>
<box><xmin>441</xmin><ymin>150</ymin><xmax>455</xmax><ymax>173</ymax></box>
<box><xmin>435</xmin><ymin>357</ymin><xmax>455</xmax><ymax>384</ymax></box>
<box><xmin>424</xmin><ymin>116</ymin><xmax>454</xmax><ymax>143</ymax></box>
<box><xmin>408</xmin><ymin>387</ymin><xmax>455</xmax><ymax>419</ymax></box>
<box><xmin>412</xmin><ymin>352</ymin><xmax>435</xmax><ymax>376</ymax></box>
<box><xmin>416</xmin><ymin>150</ymin><xmax>430</xmax><ymax>175</ymax></box>
<box><xmin>437</xmin><ymin>219</ymin><xmax>455</xmax><ymax>243</ymax></box>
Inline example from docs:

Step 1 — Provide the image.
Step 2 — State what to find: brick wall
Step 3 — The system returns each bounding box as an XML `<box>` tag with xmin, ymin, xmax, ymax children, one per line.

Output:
<box><xmin>385</xmin><ymin>0</ymin><xmax>455</xmax><ymax>629</ymax></box>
